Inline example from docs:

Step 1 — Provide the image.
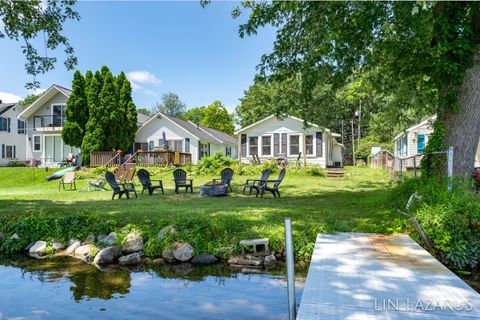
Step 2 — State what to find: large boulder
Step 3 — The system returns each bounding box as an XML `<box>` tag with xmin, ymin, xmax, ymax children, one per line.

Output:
<box><xmin>162</xmin><ymin>248</ymin><xmax>176</xmax><ymax>263</ymax></box>
<box><xmin>228</xmin><ymin>255</ymin><xmax>263</xmax><ymax>267</ymax></box>
<box><xmin>24</xmin><ymin>241</ymin><xmax>36</xmax><ymax>252</ymax></box>
<box><xmin>172</xmin><ymin>242</ymin><xmax>194</xmax><ymax>262</ymax></box>
<box><xmin>94</xmin><ymin>246</ymin><xmax>122</xmax><ymax>265</ymax></box>
<box><xmin>191</xmin><ymin>253</ymin><xmax>217</xmax><ymax>265</ymax></box>
<box><xmin>157</xmin><ymin>226</ymin><xmax>176</xmax><ymax>241</ymax></box>
<box><xmin>29</xmin><ymin>241</ymin><xmax>47</xmax><ymax>256</ymax></box>
<box><xmin>98</xmin><ymin>232</ymin><xmax>118</xmax><ymax>246</ymax></box>
<box><xmin>51</xmin><ymin>239</ymin><xmax>65</xmax><ymax>251</ymax></box>
<box><xmin>83</xmin><ymin>234</ymin><xmax>95</xmax><ymax>245</ymax></box>
<box><xmin>264</xmin><ymin>254</ymin><xmax>277</xmax><ymax>269</ymax></box>
<box><xmin>118</xmin><ymin>252</ymin><xmax>142</xmax><ymax>265</ymax></box>
<box><xmin>122</xmin><ymin>234</ymin><xmax>144</xmax><ymax>254</ymax></box>
<box><xmin>66</xmin><ymin>241</ymin><xmax>82</xmax><ymax>255</ymax></box>
<box><xmin>74</xmin><ymin>244</ymin><xmax>97</xmax><ymax>257</ymax></box>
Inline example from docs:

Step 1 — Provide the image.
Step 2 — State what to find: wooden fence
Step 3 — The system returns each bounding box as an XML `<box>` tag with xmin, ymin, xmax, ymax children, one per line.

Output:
<box><xmin>90</xmin><ymin>151</ymin><xmax>192</xmax><ymax>167</ymax></box>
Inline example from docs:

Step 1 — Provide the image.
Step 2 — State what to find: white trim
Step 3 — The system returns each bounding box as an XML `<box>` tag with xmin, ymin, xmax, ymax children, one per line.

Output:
<box><xmin>136</xmin><ymin>112</ymin><xmax>201</xmax><ymax>141</ymax></box>
<box><xmin>17</xmin><ymin>85</ymin><xmax>70</xmax><ymax>120</ymax></box>
<box><xmin>260</xmin><ymin>134</ymin><xmax>273</xmax><ymax>157</ymax></box>
<box><xmin>393</xmin><ymin>115</ymin><xmax>437</xmax><ymax>141</ymax></box>
<box><xmin>287</xmin><ymin>133</ymin><xmax>301</xmax><ymax>156</ymax></box>
<box><xmin>33</xmin><ymin>134</ymin><xmax>41</xmax><ymax>152</ymax></box>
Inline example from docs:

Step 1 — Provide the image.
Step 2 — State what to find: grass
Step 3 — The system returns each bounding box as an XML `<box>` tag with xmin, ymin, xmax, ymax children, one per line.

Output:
<box><xmin>0</xmin><ymin>166</ymin><xmax>397</xmax><ymax>258</ymax></box>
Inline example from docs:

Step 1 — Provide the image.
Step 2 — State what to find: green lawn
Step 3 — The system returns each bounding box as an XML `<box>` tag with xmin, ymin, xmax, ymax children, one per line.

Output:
<box><xmin>0</xmin><ymin>166</ymin><xmax>397</xmax><ymax>258</ymax></box>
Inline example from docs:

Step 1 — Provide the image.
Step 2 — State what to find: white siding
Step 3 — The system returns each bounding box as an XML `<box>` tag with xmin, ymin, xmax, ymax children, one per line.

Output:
<box><xmin>0</xmin><ymin>106</ymin><xmax>27</xmax><ymax>166</ymax></box>
<box><xmin>135</xmin><ymin>116</ymin><xmax>200</xmax><ymax>163</ymax></box>
<box><xmin>237</xmin><ymin>116</ymin><xmax>334</xmax><ymax>168</ymax></box>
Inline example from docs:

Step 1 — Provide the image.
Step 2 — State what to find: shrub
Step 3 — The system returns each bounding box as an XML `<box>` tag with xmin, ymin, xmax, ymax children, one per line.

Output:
<box><xmin>390</xmin><ymin>177</ymin><xmax>480</xmax><ymax>271</ymax></box>
<box><xmin>196</xmin><ymin>152</ymin><xmax>234</xmax><ymax>175</ymax></box>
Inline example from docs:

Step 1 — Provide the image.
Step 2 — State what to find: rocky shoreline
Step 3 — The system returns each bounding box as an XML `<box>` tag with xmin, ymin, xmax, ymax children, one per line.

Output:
<box><xmin>0</xmin><ymin>227</ymin><xmax>279</xmax><ymax>273</ymax></box>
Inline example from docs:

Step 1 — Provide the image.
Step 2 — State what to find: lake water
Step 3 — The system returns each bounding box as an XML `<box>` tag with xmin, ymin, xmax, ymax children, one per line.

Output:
<box><xmin>0</xmin><ymin>256</ymin><xmax>305</xmax><ymax>320</ymax></box>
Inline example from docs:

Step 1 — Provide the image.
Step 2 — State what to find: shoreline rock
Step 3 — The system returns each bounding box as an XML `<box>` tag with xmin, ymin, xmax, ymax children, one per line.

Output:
<box><xmin>119</xmin><ymin>252</ymin><xmax>142</xmax><ymax>265</ymax></box>
<box><xmin>172</xmin><ymin>242</ymin><xmax>194</xmax><ymax>262</ymax></box>
<box><xmin>94</xmin><ymin>246</ymin><xmax>122</xmax><ymax>265</ymax></box>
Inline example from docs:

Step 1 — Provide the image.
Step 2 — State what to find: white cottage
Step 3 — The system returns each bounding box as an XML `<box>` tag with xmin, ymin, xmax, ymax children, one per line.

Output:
<box><xmin>235</xmin><ymin>115</ymin><xmax>344</xmax><ymax>168</ymax></box>
<box><xmin>394</xmin><ymin>114</ymin><xmax>480</xmax><ymax>166</ymax></box>
<box><xmin>0</xmin><ymin>102</ymin><xmax>27</xmax><ymax>166</ymax></box>
<box><xmin>135</xmin><ymin>112</ymin><xmax>237</xmax><ymax>164</ymax></box>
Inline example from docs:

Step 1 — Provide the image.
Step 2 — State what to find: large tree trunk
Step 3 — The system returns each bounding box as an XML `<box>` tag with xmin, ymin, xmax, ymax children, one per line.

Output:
<box><xmin>441</xmin><ymin>46</ymin><xmax>480</xmax><ymax>176</ymax></box>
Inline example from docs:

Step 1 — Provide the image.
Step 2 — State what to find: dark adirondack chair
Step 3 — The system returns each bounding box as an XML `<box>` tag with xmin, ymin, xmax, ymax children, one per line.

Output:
<box><xmin>243</xmin><ymin>168</ymin><xmax>271</xmax><ymax>195</ymax></box>
<box><xmin>212</xmin><ymin>168</ymin><xmax>234</xmax><ymax>191</ymax></box>
<box><xmin>105</xmin><ymin>171</ymin><xmax>137</xmax><ymax>200</ymax></box>
<box><xmin>173</xmin><ymin>169</ymin><xmax>193</xmax><ymax>193</ymax></box>
<box><xmin>137</xmin><ymin>169</ymin><xmax>164</xmax><ymax>195</ymax></box>
<box><xmin>257</xmin><ymin>168</ymin><xmax>286</xmax><ymax>198</ymax></box>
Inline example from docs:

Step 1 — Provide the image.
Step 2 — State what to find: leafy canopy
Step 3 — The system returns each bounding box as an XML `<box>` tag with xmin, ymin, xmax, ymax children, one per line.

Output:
<box><xmin>0</xmin><ymin>0</ymin><xmax>80</xmax><ymax>88</ymax></box>
<box><xmin>154</xmin><ymin>92</ymin><xmax>186</xmax><ymax>117</ymax></box>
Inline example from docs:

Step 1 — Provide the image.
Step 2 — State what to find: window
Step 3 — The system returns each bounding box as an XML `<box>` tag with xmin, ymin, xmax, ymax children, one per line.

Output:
<box><xmin>226</xmin><ymin>146</ymin><xmax>232</xmax><ymax>157</ymax></box>
<box><xmin>52</xmin><ymin>104</ymin><xmax>66</xmax><ymax>127</ymax></box>
<box><xmin>33</xmin><ymin>135</ymin><xmax>41</xmax><ymax>151</ymax></box>
<box><xmin>148</xmin><ymin>141</ymin><xmax>154</xmax><ymax>151</ymax></box>
<box><xmin>0</xmin><ymin>117</ymin><xmax>7</xmax><ymax>132</ymax></box>
<box><xmin>199</xmin><ymin>142</ymin><xmax>209</xmax><ymax>159</ymax></box>
<box><xmin>306</xmin><ymin>135</ymin><xmax>314</xmax><ymax>155</ymax></box>
<box><xmin>289</xmin><ymin>135</ymin><xmax>300</xmax><ymax>155</ymax></box>
<box><xmin>262</xmin><ymin>136</ymin><xmax>272</xmax><ymax>156</ymax></box>
<box><xmin>165</xmin><ymin>140</ymin><xmax>183</xmax><ymax>152</ymax></box>
<box><xmin>240</xmin><ymin>134</ymin><xmax>247</xmax><ymax>157</ymax></box>
<box><xmin>18</xmin><ymin>120</ymin><xmax>26</xmax><ymax>134</ymax></box>
<box><xmin>185</xmin><ymin>138</ymin><xmax>190</xmax><ymax>153</ymax></box>
<box><xmin>316</xmin><ymin>132</ymin><xmax>323</xmax><ymax>156</ymax></box>
<box><xmin>249</xmin><ymin>136</ymin><xmax>258</xmax><ymax>156</ymax></box>
<box><xmin>6</xmin><ymin>145</ymin><xmax>13</xmax><ymax>159</ymax></box>
<box><xmin>417</xmin><ymin>134</ymin><xmax>425</xmax><ymax>154</ymax></box>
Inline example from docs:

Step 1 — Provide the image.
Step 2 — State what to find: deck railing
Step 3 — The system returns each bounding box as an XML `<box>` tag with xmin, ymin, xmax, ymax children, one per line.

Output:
<box><xmin>89</xmin><ymin>151</ymin><xmax>192</xmax><ymax>167</ymax></box>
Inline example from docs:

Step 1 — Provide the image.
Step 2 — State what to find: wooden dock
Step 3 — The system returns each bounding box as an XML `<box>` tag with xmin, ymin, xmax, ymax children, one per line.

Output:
<box><xmin>297</xmin><ymin>233</ymin><xmax>480</xmax><ymax>319</ymax></box>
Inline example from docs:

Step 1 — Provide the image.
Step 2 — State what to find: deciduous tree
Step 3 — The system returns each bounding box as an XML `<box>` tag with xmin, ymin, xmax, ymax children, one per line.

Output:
<box><xmin>154</xmin><ymin>92</ymin><xmax>186</xmax><ymax>117</ymax></box>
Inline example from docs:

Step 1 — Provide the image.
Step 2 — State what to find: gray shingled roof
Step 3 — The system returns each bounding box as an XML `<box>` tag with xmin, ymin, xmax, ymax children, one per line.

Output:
<box><xmin>0</xmin><ymin>103</ymin><xmax>17</xmax><ymax>116</ymax></box>
<box><xmin>163</xmin><ymin>114</ymin><xmax>221</xmax><ymax>144</ymax></box>
<box><xmin>137</xmin><ymin>112</ymin><xmax>151</xmax><ymax>125</ymax></box>
<box><xmin>199</xmin><ymin>125</ymin><xmax>236</xmax><ymax>145</ymax></box>
<box><xmin>54</xmin><ymin>85</ymin><xmax>72</xmax><ymax>96</ymax></box>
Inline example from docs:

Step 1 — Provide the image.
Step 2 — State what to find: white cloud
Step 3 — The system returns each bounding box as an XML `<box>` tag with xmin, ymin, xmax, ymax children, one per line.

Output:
<box><xmin>126</xmin><ymin>70</ymin><xmax>162</xmax><ymax>86</ymax></box>
<box><xmin>29</xmin><ymin>88</ymin><xmax>46</xmax><ymax>95</ymax></box>
<box><xmin>130</xmin><ymin>82</ymin><xmax>143</xmax><ymax>92</ymax></box>
<box><xmin>0</xmin><ymin>91</ymin><xmax>22</xmax><ymax>103</ymax></box>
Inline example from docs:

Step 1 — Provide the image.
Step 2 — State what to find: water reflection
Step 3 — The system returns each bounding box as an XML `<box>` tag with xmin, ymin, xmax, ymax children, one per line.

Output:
<box><xmin>0</xmin><ymin>256</ymin><xmax>305</xmax><ymax>320</ymax></box>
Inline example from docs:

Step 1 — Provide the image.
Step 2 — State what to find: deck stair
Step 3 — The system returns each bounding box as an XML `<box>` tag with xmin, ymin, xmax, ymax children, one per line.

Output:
<box><xmin>325</xmin><ymin>167</ymin><xmax>345</xmax><ymax>178</ymax></box>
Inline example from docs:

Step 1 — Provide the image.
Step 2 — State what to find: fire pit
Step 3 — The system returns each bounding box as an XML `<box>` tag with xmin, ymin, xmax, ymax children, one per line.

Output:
<box><xmin>200</xmin><ymin>184</ymin><xmax>229</xmax><ymax>197</ymax></box>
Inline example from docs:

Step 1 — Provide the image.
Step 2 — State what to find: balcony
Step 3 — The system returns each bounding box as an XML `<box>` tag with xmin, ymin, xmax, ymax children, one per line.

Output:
<box><xmin>33</xmin><ymin>115</ymin><xmax>65</xmax><ymax>131</ymax></box>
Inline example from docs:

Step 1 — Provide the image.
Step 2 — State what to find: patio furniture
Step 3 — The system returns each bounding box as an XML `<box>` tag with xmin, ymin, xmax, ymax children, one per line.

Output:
<box><xmin>58</xmin><ymin>171</ymin><xmax>76</xmax><ymax>191</ymax></box>
<box><xmin>257</xmin><ymin>167</ymin><xmax>286</xmax><ymax>198</ymax></box>
<box><xmin>122</xmin><ymin>166</ymin><xmax>136</xmax><ymax>184</ymax></box>
<box><xmin>200</xmin><ymin>184</ymin><xmax>228</xmax><ymax>196</ymax></box>
<box><xmin>173</xmin><ymin>169</ymin><xmax>193</xmax><ymax>193</ymax></box>
<box><xmin>79</xmin><ymin>178</ymin><xmax>107</xmax><ymax>192</ymax></box>
<box><xmin>251</xmin><ymin>153</ymin><xmax>262</xmax><ymax>165</ymax></box>
<box><xmin>212</xmin><ymin>168</ymin><xmax>234</xmax><ymax>192</ymax></box>
<box><xmin>137</xmin><ymin>169</ymin><xmax>164</xmax><ymax>195</ymax></box>
<box><xmin>105</xmin><ymin>171</ymin><xmax>137</xmax><ymax>200</ymax></box>
<box><xmin>243</xmin><ymin>168</ymin><xmax>271</xmax><ymax>195</ymax></box>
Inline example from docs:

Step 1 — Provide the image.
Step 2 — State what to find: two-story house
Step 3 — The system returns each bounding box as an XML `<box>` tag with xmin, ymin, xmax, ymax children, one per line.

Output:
<box><xmin>17</xmin><ymin>85</ymin><xmax>80</xmax><ymax>166</ymax></box>
<box><xmin>0</xmin><ymin>101</ymin><xmax>27</xmax><ymax>166</ymax></box>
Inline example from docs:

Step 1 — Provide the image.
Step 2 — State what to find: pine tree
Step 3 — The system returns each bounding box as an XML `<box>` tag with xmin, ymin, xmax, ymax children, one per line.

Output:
<box><xmin>81</xmin><ymin>74</ymin><xmax>104</xmax><ymax>163</ymax></box>
<box><xmin>62</xmin><ymin>70</ymin><xmax>88</xmax><ymax>148</ymax></box>
<box><xmin>118</xmin><ymin>72</ymin><xmax>138</xmax><ymax>152</ymax></box>
<box><xmin>100</xmin><ymin>70</ymin><xmax>119</xmax><ymax>151</ymax></box>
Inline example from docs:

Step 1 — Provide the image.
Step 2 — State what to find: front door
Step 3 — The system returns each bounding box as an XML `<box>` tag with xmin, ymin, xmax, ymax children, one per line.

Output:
<box><xmin>45</xmin><ymin>135</ymin><xmax>63</xmax><ymax>163</ymax></box>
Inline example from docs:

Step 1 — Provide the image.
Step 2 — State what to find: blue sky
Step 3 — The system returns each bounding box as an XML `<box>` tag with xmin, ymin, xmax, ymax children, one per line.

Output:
<box><xmin>0</xmin><ymin>1</ymin><xmax>276</xmax><ymax>113</ymax></box>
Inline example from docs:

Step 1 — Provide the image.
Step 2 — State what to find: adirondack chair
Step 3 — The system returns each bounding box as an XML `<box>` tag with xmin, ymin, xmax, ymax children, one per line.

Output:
<box><xmin>137</xmin><ymin>169</ymin><xmax>164</xmax><ymax>195</ymax></box>
<box><xmin>212</xmin><ymin>168</ymin><xmax>234</xmax><ymax>192</ymax></box>
<box><xmin>296</xmin><ymin>152</ymin><xmax>302</xmax><ymax>162</ymax></box>
<box><xmin>243</xmin><ymin>168</ymin><xmax>271</xmax><ymax>195</ymax></box>
<box><xmin>59</xmin><ymin>171</ymin><xmax>76</xmax><ymax>191</ymax></box>
<box><xmin>254</xmin><ymin>154</ymin><xmax>262</xmax><ymax>164</ymax></box>
<box><xmin>122</xmin><ymin>166</ymin><xmax>136</xmax><ymax>184</ymax></box>
<box><xmin>79</xmin><ymin>178</ymin><xmax>107</xmax><ymax>192</ymax></box>
<box><xmin>257</xmin><ymin>167</ymin><xmax>286</xmax><ymax>198</ymax></box>
<box><xmin>173</xmin><ymin>168</ymin><xmax>193</xmax><ymax>193</ymax></box>
<box><xmin>105</xmin><ymin>171</ymin><xmax>137</xmax><ymax>200</ymax></box>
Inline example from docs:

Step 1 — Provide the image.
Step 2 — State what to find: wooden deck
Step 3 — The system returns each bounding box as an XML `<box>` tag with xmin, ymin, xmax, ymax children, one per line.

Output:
<box><xmin>90</xmin><ymin>151</ymin><xmax>192</xmax><ymax>167</ymax></box>
<box><xmin>297</xmin><ymin>233</ymin><xmax>480</xmax><ymax>319</ymax></box>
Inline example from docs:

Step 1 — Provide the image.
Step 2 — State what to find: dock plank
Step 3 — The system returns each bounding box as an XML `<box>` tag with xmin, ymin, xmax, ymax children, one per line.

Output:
<box><xmin>297</xmin><ymin>233</ymin><xmax>480</xmax><ymax>319</ymax></box>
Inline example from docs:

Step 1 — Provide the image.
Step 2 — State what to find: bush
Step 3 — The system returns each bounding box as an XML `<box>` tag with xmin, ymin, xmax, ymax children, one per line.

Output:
<box><xmin>390</xmin><ymin>177</ymin><xmax>480</xmax><ymax>271</ymax></box>
<box><xmin>196</xmin><ymin>152</ymin><xmax>235</xmax><ymax>175</ymax></box>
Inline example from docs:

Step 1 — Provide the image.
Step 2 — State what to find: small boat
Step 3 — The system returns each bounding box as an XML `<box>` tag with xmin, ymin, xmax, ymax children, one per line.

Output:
<box><xmin>45</xmin><ymin>166</ymin><xmax>80</xmax><ymax>181</ymax></box>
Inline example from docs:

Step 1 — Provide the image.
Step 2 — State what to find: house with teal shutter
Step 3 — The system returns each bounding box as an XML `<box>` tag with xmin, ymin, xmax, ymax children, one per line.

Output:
<box><xmin>0</xmin><ymin>101</ymin><xmax>26</xmax><ymax>166</ymax></box>
<box><xmin>393</xmin><ymin>114</ymin><xmax>480</xmax><ymax>167</ymax></box>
